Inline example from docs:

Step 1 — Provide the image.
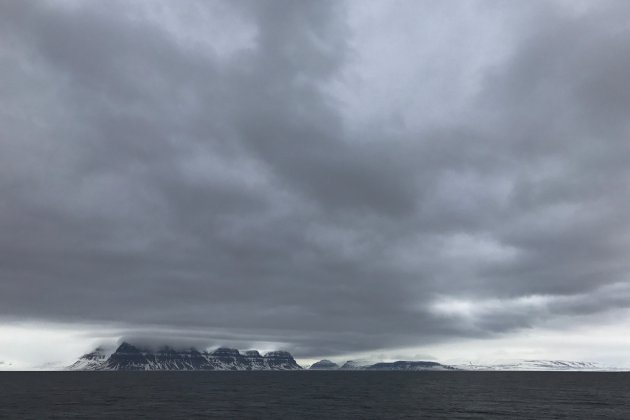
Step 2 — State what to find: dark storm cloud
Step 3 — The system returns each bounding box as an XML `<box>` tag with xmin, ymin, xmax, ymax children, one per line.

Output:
<box><xmin>2</xmin><ymin>0</ymin><xmax>630</xmax><ymax>357</ymax></box>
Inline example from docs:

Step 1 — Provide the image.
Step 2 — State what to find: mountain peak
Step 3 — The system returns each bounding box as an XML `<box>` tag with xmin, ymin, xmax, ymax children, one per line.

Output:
<box><xmin>115</xmin><ymin>342</ymin><xmax>141</xmax><ymax>354</ymax></box>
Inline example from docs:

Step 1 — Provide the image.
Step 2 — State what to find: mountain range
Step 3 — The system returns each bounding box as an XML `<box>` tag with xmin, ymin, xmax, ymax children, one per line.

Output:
<box><xmin>309</xmin><ymin>359</ymin><xmax>456</xmax><ymax>371</ymax></box>
<box><xmin>69</xmin><ymin>343</ymin><xmax>459</xmax><ymax>371</ymax></box>
<box><xmin>306</xmin><ymin>359</ymin><xmax>619</xmax><ymax>371</ymax></box>
<box><xmin>68</xmin><ymin>342</ymin><xmax>302</xmax><ymax>371</ymax></box>
<box><xmin>66</xmin><ymin>344</ymin><xmax>621</xmax><ymax>372</ymax></box>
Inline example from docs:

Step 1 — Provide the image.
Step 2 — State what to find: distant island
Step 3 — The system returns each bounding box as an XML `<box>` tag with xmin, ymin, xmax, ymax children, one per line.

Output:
<box><xmin>68</xmin><ymin>342</ymin><xmax>457</xmax><ymax>371</ymax></box>
<box><xmin>67</xmin><ymin>343</ymin><xmax>618</xmax><ymax>372</ymax></box>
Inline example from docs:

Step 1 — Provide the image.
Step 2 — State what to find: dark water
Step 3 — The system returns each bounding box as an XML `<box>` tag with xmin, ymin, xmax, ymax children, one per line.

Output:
<box><xmin>1</xmin><ymin>372</ymin><xmax>630</xmax><ymax>419</ymax></box>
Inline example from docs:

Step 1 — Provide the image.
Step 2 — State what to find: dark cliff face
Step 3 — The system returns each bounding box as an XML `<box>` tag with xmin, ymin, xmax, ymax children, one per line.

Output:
<box><xmin>69</xmin><ymin>343</ymin><xmax>303</xmax><ymax>371</ymax></box>
<box><xmin>211</xmin><ymin>347</ymin><xmax>241</xmax><ymax>358</ymax></box>
<box><xmin>263</xmin><ymin>351</ymin><xmax>301</xmax><ymax>370</ymax></box>
<box><xmin>243</xmin><ymin>350</ymin><xmax>267</xmax><ymax>370</ymax></box>
<box><xmin>152</xmin><ymin>347</ymin><xmax>208</xmax><ymax>370</ymax></box>
<box><xmin>105</xmin><ymin>343</ymin><xmax>147</xmax><ymax>370</ymax></box>
<box><xmin>200</xmin><ymin>347</ymin><xmax>246</xmax><ymax>371</ymax></box>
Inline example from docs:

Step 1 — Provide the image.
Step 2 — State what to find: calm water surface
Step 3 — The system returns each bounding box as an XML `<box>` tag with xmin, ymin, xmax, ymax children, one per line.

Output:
<box><xmin>1</xmin><ymin>371</ymin><xmax>629</xmax><ymax>419</ymax></box>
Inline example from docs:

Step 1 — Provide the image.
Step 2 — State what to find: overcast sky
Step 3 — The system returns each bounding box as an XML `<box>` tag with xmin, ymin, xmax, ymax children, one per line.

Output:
<box><xmin>2</xmin><ymin>0</ymin><xmax>630</xmax><ymax>368</ymax></box>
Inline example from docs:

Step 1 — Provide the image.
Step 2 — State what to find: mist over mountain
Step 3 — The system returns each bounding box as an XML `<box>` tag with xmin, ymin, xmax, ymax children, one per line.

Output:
<box><xmin>52</xmin><ymin>341</ymin><xmax>630</xmax><ymax>372</ymax></box>
<box><xmin>69</xmin><ymin>342</ymin><xmax>302</xmax><ymax>371</ymax></box>
<box><xmin>69</xmin><ymin>343</ymin><xmax>462</xmax><ymax>371</ymax></box>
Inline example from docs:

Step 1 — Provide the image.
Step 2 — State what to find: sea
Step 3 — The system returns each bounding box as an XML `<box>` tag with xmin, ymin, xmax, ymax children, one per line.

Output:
<box><xmin>1</xmin><ymin>371</ymin><xmax>629</xmax><ymax>419</ymax></box>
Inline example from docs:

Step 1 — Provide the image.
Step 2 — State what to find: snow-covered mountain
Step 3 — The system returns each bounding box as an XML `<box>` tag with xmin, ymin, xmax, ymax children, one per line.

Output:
<box><xmin>455</xmin><ymin>360</ymin><xmax>613</xmax><ymax>371</ymax></box>
<box><xmin>339</xmin><ymin>359</ymin><xmax>456</xmax><ymax>371</ymax></box>
<box><xmin>68</xmin><ymin>345</ymin><xmax>622</xmax><ymax>372</ymax></box>
<box><xmin>68</xmin><ymin>347</ymin><xmax>110</xmax><ymax>370</ymax></box>
<box><xmin>68</xmin><ymin>342</ymin><xmax>302</xmax><ymax>371</ymax></box>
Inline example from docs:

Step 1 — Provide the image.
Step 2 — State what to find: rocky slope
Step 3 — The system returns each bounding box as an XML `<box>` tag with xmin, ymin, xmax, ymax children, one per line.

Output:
<box><xmin>68</xmin><ymin>343</ymin><xmax>302</xmax><ymax>371</ymax></box>
<box><xmin>66</xmin><ymin>347</ymin><xmax>110</xmax><ymax>370</ymax></box>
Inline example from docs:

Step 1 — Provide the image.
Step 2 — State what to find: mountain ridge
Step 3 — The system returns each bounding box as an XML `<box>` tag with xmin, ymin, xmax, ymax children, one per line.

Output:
<box><xmin>68</xmin><ymin>342</ymin><xmax>302</xmax><ymax>371</ymax></box>
<box><xmin>309</xmin><ymin>360</ymin><xmax>339</xmax><ymax>370</ymax></box>
<box><xmin>311</xmin><ymin>359</ymin><xmax>457</xmax><ymax>371</ymax></box>
<box><xmin>68</xmin><ymin>345</ymin><xmax>624</xmax><ymax>372</ymax></box>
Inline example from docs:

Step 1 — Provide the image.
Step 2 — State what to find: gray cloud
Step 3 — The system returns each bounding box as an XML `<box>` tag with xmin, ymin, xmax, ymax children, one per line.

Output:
<box><xmin>1</xmin><ymin>0</ymin><xmax>630</xmax><ymax>357</ymax></box>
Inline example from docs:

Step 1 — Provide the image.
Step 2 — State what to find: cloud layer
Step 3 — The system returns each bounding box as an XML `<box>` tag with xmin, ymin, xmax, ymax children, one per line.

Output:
<box><xmin>2</xmin><ymin>0</ymin><xmax>630</xmax><ymax>357</ymax></box>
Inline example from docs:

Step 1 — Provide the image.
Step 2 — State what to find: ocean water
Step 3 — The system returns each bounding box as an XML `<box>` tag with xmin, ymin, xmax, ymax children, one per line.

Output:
<box><xmin>1</xmin><ymin>371</ymin><xmax>629</xmax><ymax>419</ymax></box>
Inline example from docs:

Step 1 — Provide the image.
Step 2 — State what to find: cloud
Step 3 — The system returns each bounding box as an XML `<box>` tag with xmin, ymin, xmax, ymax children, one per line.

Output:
<box><xmin>1</xmin><ymin>0</ymin><xmax>630</xmax><ymax>358</ymax></box>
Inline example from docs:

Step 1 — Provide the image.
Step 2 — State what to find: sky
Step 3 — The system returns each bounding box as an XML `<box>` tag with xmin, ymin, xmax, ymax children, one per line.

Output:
<box><xmin>2</xmin><ymin>0</ymin><xmax>630</xmax><ymax>369</ymax></box>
